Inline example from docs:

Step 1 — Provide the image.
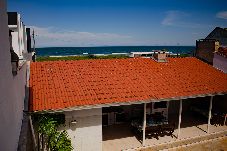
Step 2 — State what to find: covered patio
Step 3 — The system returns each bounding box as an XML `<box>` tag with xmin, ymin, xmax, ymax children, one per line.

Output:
<box><xmin>103</xmin><ymin>124</ymin><xmax>227</xmax><ymax>151</ymax></box>
<box><xmin>102</xmin><ymin>95</ymin><xmax>227</xmax><ymax>151</ymax></box>
<box><xmin>30</xmin><ymin>57</ymin><xmax>227</xmax><ymax>151</ymax></box>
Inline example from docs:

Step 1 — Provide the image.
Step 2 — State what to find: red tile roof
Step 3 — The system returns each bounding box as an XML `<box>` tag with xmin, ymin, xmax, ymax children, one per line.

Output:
<box><xmin>29</xmin><ymin>57</ymin><xmax>227</xmax><ymax>112</ymax></box>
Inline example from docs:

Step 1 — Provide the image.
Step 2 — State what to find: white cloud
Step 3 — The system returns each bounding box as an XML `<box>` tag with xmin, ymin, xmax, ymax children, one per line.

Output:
<box><xmin>29</xmin><ymin>26</ymin><xmax>135</xmax><ymax>47</ymax></box>
<box><xmin>216</xmin><ymin>11</ymin><xmax>227</xmax><ymax>19</ymax></box>
<box><xmin>161</xmin><ymin>10</ymin><xmax>188</xmax><ymax>26</ymax></box>
<box><xmin>161</xmin><ymin>10</ymin><xmax>208</xmax><ymax>29</ymax></box>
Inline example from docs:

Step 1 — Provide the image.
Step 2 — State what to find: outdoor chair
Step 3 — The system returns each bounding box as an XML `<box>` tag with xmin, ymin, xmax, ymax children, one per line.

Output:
<box><xmin>211</xmin><ymin>113</ymin><xmax>226</xmax><ymax>126</ymax></box>
<box><xmin>145</xmin><ymin>125</ymin><xmax>161</xmax><ymax>140</ymax></box>
<box><xmin>159</xmin><ymin>123</ymin><xmax>175</xmax><ymax>137</ymax></box>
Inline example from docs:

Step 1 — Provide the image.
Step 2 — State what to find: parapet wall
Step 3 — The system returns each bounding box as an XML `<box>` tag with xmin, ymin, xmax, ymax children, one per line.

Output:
<box><xmin>196</xmin><ymin>40</ymin><xmax>219</xmax><ymax>64</ymax></box>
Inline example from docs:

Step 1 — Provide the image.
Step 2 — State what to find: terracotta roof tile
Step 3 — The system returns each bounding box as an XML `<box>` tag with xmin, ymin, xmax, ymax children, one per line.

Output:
<box><xmin>29</xmin><ymin>57</ymin><xmax>227</xmax><ymax>112</ymax></box>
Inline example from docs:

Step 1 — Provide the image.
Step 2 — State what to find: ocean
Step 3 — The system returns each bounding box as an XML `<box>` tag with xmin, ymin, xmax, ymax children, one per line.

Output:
<box><xmin>36</xmin><ymin>46</ymin><xmax>195</xmax><ymax>56</ymax></box>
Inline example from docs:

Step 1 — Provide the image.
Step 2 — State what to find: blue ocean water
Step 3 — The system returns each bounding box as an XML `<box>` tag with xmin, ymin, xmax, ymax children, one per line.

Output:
<box><xmin>36</xmin><ymin>46</ymin><xmax>195</xmax><ymax>56</ymax></box>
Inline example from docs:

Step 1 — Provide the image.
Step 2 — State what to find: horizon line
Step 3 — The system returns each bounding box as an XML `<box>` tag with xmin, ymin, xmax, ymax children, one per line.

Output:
<box><xmin>37</xmin><ymin>45</ymin><xmax>196</xmax><ymax>49</ymax></box>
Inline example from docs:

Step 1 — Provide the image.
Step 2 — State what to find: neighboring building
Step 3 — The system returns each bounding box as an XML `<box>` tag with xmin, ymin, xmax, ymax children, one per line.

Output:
<box><xmin>196</xmin><ymin>27</ymin><xmax>227</xmax><ymax>64</ymax></box>
<box><xmin>26</xmin><ymin>28</ymin><xmax>32</xmax><ymax>53</ymax></box>
<box><xmin>0</xmin><ymin>1</ymin><xmax>32</xmax><ymax>150</ymax></box>
<box><xmin>206</xmin><ymin>27</ymin><xmax>227</xmax><ymax>46</ymax></box>
<box><xmin>195</xmin><ymin>39</ymin><xmax>220</xmax><ymax>64</ymax></box>
<box><xmin>29</xmin><ymin>55</ymin><xmax>227</xmax><ymax>151</ymax></box>
<box><xmin>129</xmin><ymin>51</ymin><xmax>171</xmax><ymax>58</ymax></box>
<box><xmin>213</xmin><ymin>47</ymin><xmax>227</xmax><ymax>73</ymax></box>
<box><xmin>8</xmin><ymin>12</ymin><xmax>31</xmax><ymax>60</ymax></box>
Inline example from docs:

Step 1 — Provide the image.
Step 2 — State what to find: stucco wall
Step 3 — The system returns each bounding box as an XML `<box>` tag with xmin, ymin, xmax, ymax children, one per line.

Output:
<box><xmin>213</xmin><ymin>53</ymin><xmax>227</xmax><ymax>73</ymax></box>
<box><xmin>0</xmin><ymin>1</ymin><xmax>28</xmax><ymax>150</ymax></box>
<box><xmin>59</xmin><ymin>108</ymin><xmax>102</xmax><ymax>151</ymax></box>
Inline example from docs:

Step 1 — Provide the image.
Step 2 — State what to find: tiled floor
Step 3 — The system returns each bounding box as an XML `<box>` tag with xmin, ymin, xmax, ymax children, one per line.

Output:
<box><xmin>102</xmin><ymin>114</ymin><xmax>227</xmax><ymax>151</ymax></box>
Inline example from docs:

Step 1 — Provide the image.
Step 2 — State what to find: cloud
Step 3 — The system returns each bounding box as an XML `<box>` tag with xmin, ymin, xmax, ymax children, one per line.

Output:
<box><xmin>161</xmin><ymin>10</ymin><xmax>188</xmax><ymax>26</ymax></box>
<box><xmin>216</xmin><ymin>11</ymin><xmax>227</xmax><ymax>19</ymax></box>
<box><xmin>29</xmin><ymin>26</ymin><xmax>135</xmax><ymax>47</ymax></box>
<box><xmin>161</xmin><ymin>10</ymin><xmax>209</xmax><ymax>29</ymax></box>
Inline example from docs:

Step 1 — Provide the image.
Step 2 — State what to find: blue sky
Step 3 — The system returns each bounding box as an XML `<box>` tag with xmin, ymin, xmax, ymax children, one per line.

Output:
<box><xmin>8</xmin><ymin>0</ymin><xmax>227</xmax><ymax>47</ymax></box>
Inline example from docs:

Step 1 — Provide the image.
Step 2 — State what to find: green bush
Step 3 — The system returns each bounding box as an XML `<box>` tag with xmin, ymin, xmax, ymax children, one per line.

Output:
<box><xmin>36</xmin><ymin>55</ymin><xmax>129</xmax><ymax>62</ymax></box>
<box><xmin>33</xmin><ymin>114</ymin><xmax>73</xmax><ymax>151</ymax></box>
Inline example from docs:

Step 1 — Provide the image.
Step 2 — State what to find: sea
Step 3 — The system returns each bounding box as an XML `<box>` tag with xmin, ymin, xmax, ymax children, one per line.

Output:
<box><xmin>36</xmin><ymin>46</ymin><xmax>195</xmax><ymax>57</ymax></box>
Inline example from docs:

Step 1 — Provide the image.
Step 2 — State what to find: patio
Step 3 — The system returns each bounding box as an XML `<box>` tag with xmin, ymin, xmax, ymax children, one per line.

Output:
<box><xmin>102</xmin><ymin>113</ymin><xmax>227</xmax><ymax>151</ymax></box>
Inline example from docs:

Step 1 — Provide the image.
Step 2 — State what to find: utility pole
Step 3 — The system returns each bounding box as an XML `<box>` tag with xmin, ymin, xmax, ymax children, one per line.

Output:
<box><xmin>32</xmin><ymin>29</ymin><xmax>36</xmax><ymax>52</ymax></box>
<box><xmin>32</xmin><ymin>29</ymin><xmax>36</xmax><ymax>62</ymax></box>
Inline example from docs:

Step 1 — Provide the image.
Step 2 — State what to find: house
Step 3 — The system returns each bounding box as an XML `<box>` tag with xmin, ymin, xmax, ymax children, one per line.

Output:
<box><xmin>206</xmin><ymin>27</ymin><xmax>227</xmax><ymax>46</ymax></box>
<box><xmin>195</xmin><ymin>27</ymin><xmax>227</xmax><ymax>64</ymax></box>
<box><xmin>0</xmin><ymin>1</ymin><xmax>33</xmax><ymax>150</ymax></box>
<box><xmin>129</xmin><ymin>51</ymin><xmax>171</xmax><ymax>58</ymax></box>
<box><xmin>195</xmin><ymin>39</ymin><xmax>220</xmax><ymax>64</ymax></box>
<box><xmin>29</xmin><ymin>52</ymin><xmax>227</xmax><ymax>151</ymax></box>
<box><xmin>213</xmin><ymin>47</ymin><xmax>227</xmax><ymax>73</ymax></box>
<box><xmin>8</xmin><ymin>12</ymin><xmax>32</xmax><ymax>60</ymax></box>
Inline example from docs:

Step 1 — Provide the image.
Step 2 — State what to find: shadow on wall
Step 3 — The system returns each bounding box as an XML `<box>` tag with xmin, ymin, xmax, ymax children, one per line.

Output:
<box><xmin>28</xmin><ymin>87</ymin><xmax>33</xmax><ymax>112</ymax></box>
<box><xmin>103</xmin><ymin>124</ymin><xmax>135</xmax><ymax>141</ymax></box>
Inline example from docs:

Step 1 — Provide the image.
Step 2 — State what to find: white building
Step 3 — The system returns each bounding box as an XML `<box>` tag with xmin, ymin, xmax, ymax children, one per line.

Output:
<box><xmin>0</xmin><ymin>1</ymin><xmax>32</xmax><ymax>150</ymax></box>
<box><xmin>8</xmin><ymin>12</ymin><xmax>31</xmax><ymax>60</ymax></box>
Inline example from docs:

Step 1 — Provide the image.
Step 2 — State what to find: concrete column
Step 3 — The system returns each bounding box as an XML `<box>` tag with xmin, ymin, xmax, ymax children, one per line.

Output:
<box><xmin>142</xmin><ymin>103</ymin><xmax>147</xmax><ymax>146</ymax></box>
<box><xmin>207</xmin><ymin>96</ymin><xmax>213</xmax><ymax>133</ymax></box>
<box><xmin>177</xmin><ymin>99</ymin><xmax>182</xmax><ymax>139</ymax></box>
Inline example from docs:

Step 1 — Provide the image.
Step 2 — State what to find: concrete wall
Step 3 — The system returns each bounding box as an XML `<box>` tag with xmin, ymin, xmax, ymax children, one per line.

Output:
<box><xmin>0</xmin><ymin>1</ymin><xmax>28</xmax><ymax>150</ymax></box>
<box><xmin>196</xmin><ymin>40</ymin><xmax>219</xmax><ymax>64</ymax></box>
<box><xmin>59</xmin><ymin>108</ymin><xmax>102</xmax><ymax>151</ymax></box>
<box><xmin>213</xmin><ymin>53</ymin><xmax>227</xmax><ymax>73</ymax></box>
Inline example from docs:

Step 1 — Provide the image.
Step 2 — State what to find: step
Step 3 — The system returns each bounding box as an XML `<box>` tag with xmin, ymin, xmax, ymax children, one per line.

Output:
<box><xmin>124</xmin><ymin>130</ymin><xmax>227</xmax><ymax>151</ymax></box>
<box><xmin>160</xmin><ymin>136</ymin><xmax>227</xmax><ymax>151</ymax></box>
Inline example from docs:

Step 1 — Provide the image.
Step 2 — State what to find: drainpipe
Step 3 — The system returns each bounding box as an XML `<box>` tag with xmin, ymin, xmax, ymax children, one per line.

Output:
<box><xmin>207</xmin><ymin>96</ymin><xmax>213</xmax><ymax>133</ymax></box>
<box><xmin>177</xmin><ymin>99</ymin><xmax>182</xmax><ymax>139</ymax></box>
<box><xmin>142</xmin><ymin>103</ymin><xmax>146</xmax><ymax>146</ymax></box>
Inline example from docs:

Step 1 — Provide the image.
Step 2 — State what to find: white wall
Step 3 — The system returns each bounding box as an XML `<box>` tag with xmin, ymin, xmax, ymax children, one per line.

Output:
<box><xmin>9</xmin><ymin>13</ymin><xmax>28</xmax><ymax>59</ymax></box>
<box><xmin>23</xmin><ymin>25</ymin><xmax>27</xmax><ymax>55</ymax></box>
<box><xmin>11</xmin><ymin>31</ymin><xmax>20</xmax><ymax>55</ymax></box>
<box><xmin>213</xmin><ymin>53</ymin><xmax>227</xmax><ymax>73</ymax></box>
<box><xmin>59</xmin><ymin>108</ymin><xmax>102</xmax><ymax>151</ymax></box>
<box><xmin>0</xmin><ymin>1</ymin><xmax>28</xmax><ymax>150</ymax></box>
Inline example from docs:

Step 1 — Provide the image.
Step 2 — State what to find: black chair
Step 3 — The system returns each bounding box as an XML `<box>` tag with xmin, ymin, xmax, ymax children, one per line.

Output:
<box><xmin>160</xmin><ymin>123</ymin><xmax>175</xmax><ymax>137</ymax></box>
<box><xmin>145</xmin><ymin>125</ymin><xmax>161</xmax><ymax>139</ymax></box>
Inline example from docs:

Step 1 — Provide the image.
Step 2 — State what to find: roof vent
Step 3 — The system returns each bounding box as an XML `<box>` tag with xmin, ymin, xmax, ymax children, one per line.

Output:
<box><xmin>152</xmin><ymin>50</ymin><xmax>167</xmax><ymax>62</ymax></box>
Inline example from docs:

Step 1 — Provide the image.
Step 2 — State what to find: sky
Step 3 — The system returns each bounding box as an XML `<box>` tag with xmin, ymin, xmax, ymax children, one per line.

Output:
<box><xmin>7</xmin><ymin>0</ymin><xmax>227</xmax><ymax>47</ymax></box>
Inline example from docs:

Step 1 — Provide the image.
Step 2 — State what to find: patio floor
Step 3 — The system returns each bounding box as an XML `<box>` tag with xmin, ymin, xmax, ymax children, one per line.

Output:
<box><xmin>102</xmin><ymin>113</ymin><xmax>227</xmax><ymax>151</ymax></box>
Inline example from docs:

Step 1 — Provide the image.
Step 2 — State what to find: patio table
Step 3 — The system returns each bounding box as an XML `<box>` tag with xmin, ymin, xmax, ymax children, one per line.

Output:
<box><xmin>131</xmin><ymin>117</ymin><xmax>168</xmax><ymax>131</ymax></box>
